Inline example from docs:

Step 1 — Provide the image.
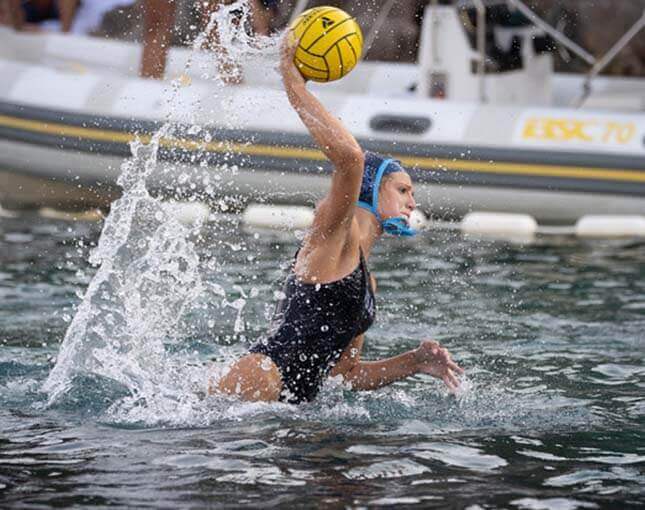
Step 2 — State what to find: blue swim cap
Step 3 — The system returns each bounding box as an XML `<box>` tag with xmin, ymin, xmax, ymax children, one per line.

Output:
<box><xmin>357</xmin><ymin>152</ymin><xmax>416</xmax><ymax>237</ymax></box>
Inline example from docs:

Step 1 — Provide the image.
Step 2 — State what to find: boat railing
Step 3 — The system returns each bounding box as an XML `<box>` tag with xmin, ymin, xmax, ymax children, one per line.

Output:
<box><xmin>504</xmin><ymin>1</ymin><xmax>645</xmax><ymax>108</ymax></box>
<box><xmin>505</xmin><ymin>0</ymin><xmax>595</xmax><ymax>65</ymax></box>
<box><xmin>574</xmin><ymin>8</ymin><xmax>645</xmax><ymax>107</ymax></box>
<box><xmin>447</xmin><ymin>0</ymin><xmax>645</xmax><ymax>108</ymax></box>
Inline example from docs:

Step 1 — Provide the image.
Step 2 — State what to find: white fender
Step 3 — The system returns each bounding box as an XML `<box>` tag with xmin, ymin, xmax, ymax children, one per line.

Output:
<box><xmin>575</xmin><ymin>215</ymin><xmax>645</xmax><ymax>238</ymax></box>
<box><xmin>460</xmin><ymin>212</ymin><xmax>538</xmax><ymax>238</ymax></box>
<box><xmin>242</xmin><ymin>204</ymin><xmax>314</xmax><ymax>230</ymax></box>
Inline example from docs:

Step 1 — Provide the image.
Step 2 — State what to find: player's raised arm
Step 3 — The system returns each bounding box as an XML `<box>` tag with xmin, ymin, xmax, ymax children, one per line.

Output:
<box><xmin>279</xmin><ymin>33</ymin><xmax>364</xmax><ymax>233</ymax></box>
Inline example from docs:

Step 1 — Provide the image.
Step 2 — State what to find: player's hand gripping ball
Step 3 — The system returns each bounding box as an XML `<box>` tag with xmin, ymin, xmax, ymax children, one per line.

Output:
<box><xmin>288</xmin><ymin>6</ymin><xmax>363</xmax><ymax>82</ymax></box>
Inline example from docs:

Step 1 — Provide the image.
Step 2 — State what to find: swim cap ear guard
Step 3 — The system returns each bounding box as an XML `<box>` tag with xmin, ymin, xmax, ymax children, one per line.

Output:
<box><xmin>357</xmin><ymin>152</ymin><xmax>417</xmax><ymax>237</ymax></box>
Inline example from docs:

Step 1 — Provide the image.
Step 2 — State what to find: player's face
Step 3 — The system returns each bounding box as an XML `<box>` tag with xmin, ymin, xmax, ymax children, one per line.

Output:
<box><xmin>378</xmin><ymin>172</ymin><xmax>416</xmax><ymax>221</ymax></box>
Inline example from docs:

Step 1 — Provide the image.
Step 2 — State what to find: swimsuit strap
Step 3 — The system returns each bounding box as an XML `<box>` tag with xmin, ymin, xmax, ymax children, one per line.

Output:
<box><xmin>358</xmin><ymin>246</ymin><xmax>373</xmax><ymax>298</ymax></box>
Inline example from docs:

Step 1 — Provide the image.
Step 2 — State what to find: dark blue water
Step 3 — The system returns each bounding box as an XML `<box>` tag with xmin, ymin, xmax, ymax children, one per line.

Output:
<box><xmin>1</xmin><ymin>213</ymin><xmax>644</xmax><ymax>509</ymax></box>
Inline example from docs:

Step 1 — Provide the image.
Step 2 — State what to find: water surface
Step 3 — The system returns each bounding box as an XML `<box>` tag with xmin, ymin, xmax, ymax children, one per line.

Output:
<box><xmin>1</xmin><ymin>213</ymin><xmax>644</xmax><ymax>508</ymax></box>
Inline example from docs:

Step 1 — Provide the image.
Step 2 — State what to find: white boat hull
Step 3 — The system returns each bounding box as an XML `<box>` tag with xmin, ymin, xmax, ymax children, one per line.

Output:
<box><xmin>1</xmin><ymin>27</ymin><xmax>644</xmax><ymax>223</ymax></box>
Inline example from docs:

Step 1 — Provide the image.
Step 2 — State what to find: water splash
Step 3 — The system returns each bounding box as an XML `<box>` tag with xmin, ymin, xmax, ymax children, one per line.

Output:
<box><xmin>43</xmin><ymin>0</ymin><xmax>277</xmax><ymax>408</ymax></box>
<box><xmin>43</xmin><ymin>127</ymin><xmax>204</xmax><ymax>405</ymax></box>
<box><xmin>204</xmin><ymin>0</ymin><xmax>277</xmax><ymax>84</ymax></box>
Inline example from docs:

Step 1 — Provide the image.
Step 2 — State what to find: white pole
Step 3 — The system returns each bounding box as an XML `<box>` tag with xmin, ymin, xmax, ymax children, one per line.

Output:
<box><xmin>288</xmin><ymin>0</ymin><xmax>310</xmax><ymax>25</ymax></box>
<box><xmin>362</xmin><ymin>0</ymin><xmax>398</xmax><ymax>59</ymax></box>
<box><xmin>473</xmin><ymin>0</ymin><xmax>487</xmax><ymax>103</ymax></box>
<box><xmin>430</xmin><ymin>0</ymin><xmax>439</xmax><ymax>70</ymax></box>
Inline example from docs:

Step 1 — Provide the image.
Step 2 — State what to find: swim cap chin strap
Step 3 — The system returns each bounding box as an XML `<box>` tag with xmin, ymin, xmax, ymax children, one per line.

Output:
<box><xmin>357</xmin><ymin>158</ymin><xmax>417</xmax><ymax>237</ymax></box>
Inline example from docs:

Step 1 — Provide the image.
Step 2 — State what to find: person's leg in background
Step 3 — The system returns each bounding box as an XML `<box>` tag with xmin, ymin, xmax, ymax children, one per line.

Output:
<box><xmin>140</xmin><ymin>0</ymin><xmax>176</xmax><ymax>79</ymax></box>
<box><xmin>250</xmin><ymin>0</ymin><xmax>270</xmax><ymax>36</ymax></box>
<box><xmin>7</xmin><ymin>0</ymin><xmax>26</xmax><ymax>30</ymax></box>
<box><xmin>58</xmin><ymin>0</ymin><xmax>79</xmax><ymax>32</ymax></box>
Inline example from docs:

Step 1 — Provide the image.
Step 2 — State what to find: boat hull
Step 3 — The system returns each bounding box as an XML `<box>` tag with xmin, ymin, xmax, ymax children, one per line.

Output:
<box><xmin>1</xmin><ymin>100</ymin><xmax>644</xmax><ymax>222</ymax></box>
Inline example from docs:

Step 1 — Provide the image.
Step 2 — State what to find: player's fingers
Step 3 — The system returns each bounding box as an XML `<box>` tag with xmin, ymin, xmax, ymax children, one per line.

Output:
<box><xmin>448</xmin><ymin>360</ymin><xmax>465</xmax><ymax>374</ymax></box>
<box><xmin>446</xmin><ymin>371</ymin><xmax>460</xmax><ymax>389</ymax></box>
<box><xmin>442</xmin><ymin>372</ymin><xmax>457</xmax><ymax>390</ymax></box>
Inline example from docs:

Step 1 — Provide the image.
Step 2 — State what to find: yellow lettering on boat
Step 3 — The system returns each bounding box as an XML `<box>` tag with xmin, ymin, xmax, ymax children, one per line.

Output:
<box><xmin>522</xmin><ymin>117</ymin><xmax>636</xmax><ymax>144</ymax></box>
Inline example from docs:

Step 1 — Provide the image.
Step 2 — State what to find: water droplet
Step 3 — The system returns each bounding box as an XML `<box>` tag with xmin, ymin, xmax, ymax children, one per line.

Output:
<box><xmin>230</xmin><ymin>298</ymin><xmax>246</xmax><ymax>310</ymax></box>
<box><xmin>274</xmin><ymin>291</ymin><xmax>286</xmax><ymax>301</ymax></box>
<box><xmin>321</xmin><ymin>325</ymin><xmax>329</xmax><ymax>332</ymax></box>
<box><xmin>299</xmin><ymin>353</ymin><xmax>307</xmax><ymax>362</ymax></box>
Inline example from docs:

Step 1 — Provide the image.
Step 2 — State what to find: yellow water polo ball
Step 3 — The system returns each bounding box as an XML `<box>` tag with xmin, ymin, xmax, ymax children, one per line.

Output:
<box><xmin>289</xmin><ymin>6</ymin><xmax>363</xmax><ymax>83</ymax></box>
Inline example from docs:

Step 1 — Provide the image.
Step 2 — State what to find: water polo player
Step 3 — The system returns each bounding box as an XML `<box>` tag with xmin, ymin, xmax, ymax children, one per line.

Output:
<box><xmin>209</xmin><ymin>33</ymin><xmax>464</xmax><ymax>403</ymax></box>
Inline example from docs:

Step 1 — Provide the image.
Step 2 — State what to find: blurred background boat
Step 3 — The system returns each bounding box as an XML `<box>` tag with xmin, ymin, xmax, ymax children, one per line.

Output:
<box><xmin>0</xmin><ymin>0</ymin><xmax>644</xmax><ymax>224</ymax></box>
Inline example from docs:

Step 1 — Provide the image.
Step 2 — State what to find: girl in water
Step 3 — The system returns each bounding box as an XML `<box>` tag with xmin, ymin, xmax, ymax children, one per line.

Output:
<box><xmin>210</xmin><ymin>32</ymin><xmax>464</xmax><ymax>404</ymax></box>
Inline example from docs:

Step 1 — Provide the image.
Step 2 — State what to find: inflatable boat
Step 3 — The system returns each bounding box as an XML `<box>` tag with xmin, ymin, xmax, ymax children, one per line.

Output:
<box><xmin>1</xmin><ymin>2</ymin><xmax>644</xmax><ymax>223</ymax></box>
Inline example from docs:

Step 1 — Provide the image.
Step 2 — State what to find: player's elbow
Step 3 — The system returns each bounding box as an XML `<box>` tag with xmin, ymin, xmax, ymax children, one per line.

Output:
<box><xmin>347</xmin><ymin>147</ymin><xmax>365</xmax><ymax>168</ymax></box>
<box><xmin>334</xmin><ymin>147</ymin><xmax>364</xmax><ymax>177</ymax></box>
<box><xmin>342</xmin><ymin>363</ymin><xmax>366</xmax><ymax>391</ymax></box>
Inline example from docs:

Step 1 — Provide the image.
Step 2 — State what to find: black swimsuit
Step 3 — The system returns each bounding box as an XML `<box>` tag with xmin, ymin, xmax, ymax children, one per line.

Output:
<box><xmin>249</xmin><ymin>250</ymin><xmax>376</xmax><ymax>403</ymax></box>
